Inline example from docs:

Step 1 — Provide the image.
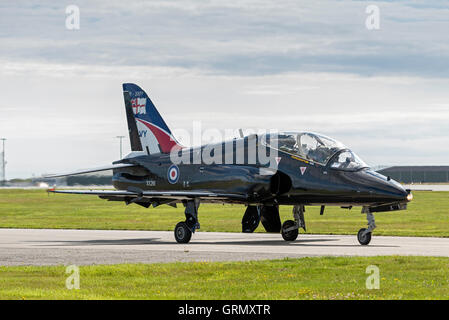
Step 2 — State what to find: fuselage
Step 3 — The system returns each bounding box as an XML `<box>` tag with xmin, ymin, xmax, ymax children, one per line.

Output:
<box><xmin>112</xmin><ymin>132</ymin><xmax>409</xmax><ymax>208</ymax></box>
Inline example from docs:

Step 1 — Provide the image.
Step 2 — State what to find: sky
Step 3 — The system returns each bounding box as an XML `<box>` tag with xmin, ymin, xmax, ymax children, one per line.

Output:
<box><xmin>1</xmin><ymin>0</ymin><xmax>449</xmax><ymax>178</ymax></box>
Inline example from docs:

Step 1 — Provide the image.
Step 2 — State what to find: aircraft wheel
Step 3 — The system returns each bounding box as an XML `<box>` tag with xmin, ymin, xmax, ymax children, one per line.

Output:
<box><xmin>174</xmin><ymin>222</ymin><xmax>192</xmax><ymax>244</ymax></box>
<box><xmin>281</xmin><ymin>220</ymin><xmax>299</xmax><ymax>241</ymax></box>
<box><xmin>357</xmin><ymin>228</ymin><xmax>371</xmax><ymax>245</ymax></box>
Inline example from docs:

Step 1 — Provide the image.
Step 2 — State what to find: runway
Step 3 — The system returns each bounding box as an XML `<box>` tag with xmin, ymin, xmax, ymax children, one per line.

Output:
<box><xmin>1</xmin><ymin>228</ymin><xmax>449</xmax><ymax>266</ymax></box>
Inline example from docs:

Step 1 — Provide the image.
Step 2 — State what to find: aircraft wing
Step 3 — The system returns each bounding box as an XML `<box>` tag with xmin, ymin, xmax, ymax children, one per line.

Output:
<box><xmin>48</xmin><ymin>189</ymin><xmax>247</xmax><ymax>201</ymax></box>
<box><xmin>42</xmin><ymin>163</ymin><xmax>137</xmax><ymax>178</ymax></box>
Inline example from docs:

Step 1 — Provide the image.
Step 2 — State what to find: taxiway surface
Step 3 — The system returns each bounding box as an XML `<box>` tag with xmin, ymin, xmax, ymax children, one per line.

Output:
<box><xmin>1</xmin><ymin>228</ymin><xmax>448</xmax><ymax>266</ymax></box>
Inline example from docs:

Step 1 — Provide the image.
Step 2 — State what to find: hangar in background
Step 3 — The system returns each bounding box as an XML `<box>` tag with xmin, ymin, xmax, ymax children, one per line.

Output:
<box><xmin>377</xmin><ymin>166</ymin><xmax>449</xmax><ymax>184</ymax></box>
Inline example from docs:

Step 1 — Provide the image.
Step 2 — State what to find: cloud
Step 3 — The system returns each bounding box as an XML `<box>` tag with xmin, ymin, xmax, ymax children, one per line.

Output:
<box><xmin>1</xmin><ymin>0</ymin><xmax>449</xmax><ymax>77</ymax></box>
<box><xmin>1</xmin><ymin>60</ymin><xmax>448</xmax><ymax>177</ymax></box>
<box><xmin>1</xmin><ymin>1</ymin><xmax>449</xmax><ymax>178</ymax></box>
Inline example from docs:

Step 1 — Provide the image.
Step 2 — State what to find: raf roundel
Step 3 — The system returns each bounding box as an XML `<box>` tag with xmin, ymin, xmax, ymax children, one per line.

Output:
<box><xmin>167</xmin><ymin>164</ymin><xmax>180</xmax><ymax>184</ymax></box>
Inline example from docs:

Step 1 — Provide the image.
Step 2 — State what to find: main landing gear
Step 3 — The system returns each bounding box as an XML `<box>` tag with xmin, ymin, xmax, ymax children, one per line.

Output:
<box><xmin>281</xmin><ymin>205</ymin><xmax>306</xmax><ymax>241</ymax></box>
<box><xmin>357</xmin><ymin>207</ymin><xmax>376</xmax><ymax>245</ymax></box>
<box><xmin>174</xmin><ymin>199</ymin><xmax>200</xmax><ymax>244</ymax></box>
<box><xmin>174</xmin><ymin>222</ymin><xmax>192</xmax><ymax>244</ymax></box>
<box><xmin>173</xmin><ymin>201</ymin><xmax>377</xmax><ymax>245</ymax></box>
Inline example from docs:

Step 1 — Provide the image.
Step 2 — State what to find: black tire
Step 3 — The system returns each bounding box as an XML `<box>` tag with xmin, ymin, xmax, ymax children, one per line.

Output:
<box><xmin>174</xmin><ymin>222</ymin><xmax>192</xmax><ymax>244</ymax></box>
<box><xmin>260</xmin><ymin>206</ymin><xmax>282</xmax><ymax>233</ymax></box>
<box><xmin>357</xmin><ymin>228</ymin><xmax>371</xmax><ymax>245</ymax></box>
<box><xmin>241</xmin><ymin>206</ymin><xmax>260</xmax><ymax>233</ymax></box>
<box><xmin>281</xmin><ymin>220</ymin><xmax>299</xmax><ymax>241</ymax></box>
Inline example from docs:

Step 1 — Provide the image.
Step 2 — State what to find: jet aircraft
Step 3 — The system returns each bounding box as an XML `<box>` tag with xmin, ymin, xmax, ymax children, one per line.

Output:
<box><xmin>47</xmin><ymin>83</ymin><xmax>413</xmax><ymax>245</ymax></box>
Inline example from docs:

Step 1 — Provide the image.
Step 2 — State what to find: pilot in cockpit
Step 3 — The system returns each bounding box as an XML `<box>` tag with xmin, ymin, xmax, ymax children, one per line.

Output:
<box><xmin>278</xmin><ymin>136</ymin><xmax>297</xmax><ymax>154</ymax></box>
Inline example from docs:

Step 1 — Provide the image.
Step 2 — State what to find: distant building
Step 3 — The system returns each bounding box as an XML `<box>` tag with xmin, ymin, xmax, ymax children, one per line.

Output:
<box><xmin>377</xmin><ymin>166</ymin><xmax>449</xmax><ymax>183</ymax></box>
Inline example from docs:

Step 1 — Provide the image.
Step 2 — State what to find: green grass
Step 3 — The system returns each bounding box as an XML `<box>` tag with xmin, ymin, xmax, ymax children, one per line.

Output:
<box><xmin>1</xmin><ymin>256</ymin><xmax>448</xmax><ymax>299</ymax></box>
<box><xmin>0</xmin><ymin>189</ymin><xmax>448</xmax><ymax>237</ymax></box>
<box><xmin>1</xmin><ymin>190</ymin><xmax>448</xmax><ymax>300</ymax></box>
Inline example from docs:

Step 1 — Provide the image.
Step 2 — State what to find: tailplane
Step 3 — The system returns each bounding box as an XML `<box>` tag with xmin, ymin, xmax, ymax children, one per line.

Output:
<box><xmin>122</xmin><ymin>83</ymin><xmax>182</xmax><ymax>154</ymax></box>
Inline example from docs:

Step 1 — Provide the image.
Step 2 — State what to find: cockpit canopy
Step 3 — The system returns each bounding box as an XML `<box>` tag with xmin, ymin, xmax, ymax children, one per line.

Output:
<box><xmin>263</xmin><ymin>132</ymin><xmax>368</xmax><ymax>171</ymax></box>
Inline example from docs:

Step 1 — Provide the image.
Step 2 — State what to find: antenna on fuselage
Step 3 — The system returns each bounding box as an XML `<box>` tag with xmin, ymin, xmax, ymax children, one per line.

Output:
<box><xmin>238</xmin><ymin>129</ymin><xmax>244</xmax><ymax>138</ymax></box>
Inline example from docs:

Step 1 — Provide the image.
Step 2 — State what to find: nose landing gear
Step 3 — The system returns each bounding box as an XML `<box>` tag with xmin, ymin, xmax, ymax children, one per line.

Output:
<box><xmin>358</xmin><ymin>207</ymin><xmax>376</xmax><ymax>245</ymax></box>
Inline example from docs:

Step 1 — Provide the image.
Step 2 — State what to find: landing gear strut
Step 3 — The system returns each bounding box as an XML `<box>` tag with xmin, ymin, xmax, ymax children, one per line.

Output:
<box><xmin>358</xmin><ymin>207</ymin><xmax>376</xmax><ymax>245</ymax></box>
<box><xmin>281</xmin><ymin>205</ymin><xmax>306</xmax><ymax>241</ymax></box>
<box><xmin>174</xmin><ymin>199</ymin><xmax>200</xmax><ymax>244</ymax></box>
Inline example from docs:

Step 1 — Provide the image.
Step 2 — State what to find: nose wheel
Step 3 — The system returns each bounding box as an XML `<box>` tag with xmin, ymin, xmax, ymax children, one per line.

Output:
<box><xmin>357</xmin><ymin>228</ymin><xmax>371</xmax><ymax>245</ymax></box>
<box><xmin>358</xmin><ymin>208</ymin><xmax>376</xmax><ymax>245</ymax></box>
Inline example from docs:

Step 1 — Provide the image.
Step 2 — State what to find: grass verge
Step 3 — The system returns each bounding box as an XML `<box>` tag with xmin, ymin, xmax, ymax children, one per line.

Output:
<box><xmin>0</xmin><ymin>256</ymin><xmax>448</xmax><ymax>299</ymax></box>
<box><xmin>0</xmin><ymin>189</ymin><xmax>448</xmax><ymax>237</ymax></box>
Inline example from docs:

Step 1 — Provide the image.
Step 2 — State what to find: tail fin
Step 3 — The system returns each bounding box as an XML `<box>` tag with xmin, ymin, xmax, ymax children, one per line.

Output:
<box><xmin>122</xmin><ymin>83</ymin><xmax>182</xmax><ymax>154</ymax></box>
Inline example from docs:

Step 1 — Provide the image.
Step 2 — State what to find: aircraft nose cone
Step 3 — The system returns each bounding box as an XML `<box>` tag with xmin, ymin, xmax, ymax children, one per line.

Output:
<box><xmin>354</xmin><ymin>170</ymin><xmax>408</xmax><ymax>202</ymax></box>
<box><xmin>384</xmin><ymin>179</ymin><xmax>408</xmax><ymax>200</ymax></box>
